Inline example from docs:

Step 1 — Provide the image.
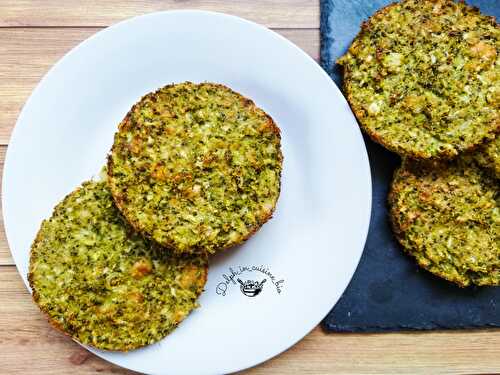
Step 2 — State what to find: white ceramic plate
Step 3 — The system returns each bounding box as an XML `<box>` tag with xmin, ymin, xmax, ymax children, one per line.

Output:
<box><xmin>3</xmin><ymin>10</ymin><xmax>371</xmax><ymax>375</ymax></box>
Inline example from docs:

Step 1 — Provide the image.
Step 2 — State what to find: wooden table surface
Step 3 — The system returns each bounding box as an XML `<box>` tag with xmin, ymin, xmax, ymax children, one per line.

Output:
<box><xmin>1</xmin><ymin>1</ymin><xmax>499</xmax><ymax>374</ymax></box>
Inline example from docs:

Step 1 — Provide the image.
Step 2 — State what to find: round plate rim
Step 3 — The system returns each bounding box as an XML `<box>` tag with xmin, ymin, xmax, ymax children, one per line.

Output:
<box><xmin>2</xmin><ymin>9</ymin><xmax>372</xmax><ymax>375</ymax></box>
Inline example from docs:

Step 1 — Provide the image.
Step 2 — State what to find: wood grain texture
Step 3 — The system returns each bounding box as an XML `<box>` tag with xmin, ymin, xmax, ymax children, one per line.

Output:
<box><xmin>0</xmin><ymin>146</ymin><xmax>9</xmax><ymax>265</ymax></box>
<box><xmin>2</xmin><ymin>267</ymin><xmax>500</xmax><ymax>375</ymax></box>
<box><xmin>0</xmin><ymin>28</ymin><xmax>319</xmax><ymax>145</ymax></box>
<box><xmin>0</xmin><ymin>0</ymin><xmax>319</xmax><ymax>28</ymax></box>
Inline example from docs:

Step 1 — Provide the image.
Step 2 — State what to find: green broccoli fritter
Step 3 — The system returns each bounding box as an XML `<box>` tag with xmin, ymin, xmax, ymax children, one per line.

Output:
<box><xmin>338</xmin><ymin>0</ymin><xmax>499</xmax><ymax>159</ymax></box>
<box><xmin>28</xmin><ymin>181</ymin><xmax>208</xmax><ymax>351</ymax></box>
<box><xmin>108</xmin><ymin>82</ymin><xmax>282</xmax><ymax>255</ymax></box>
<box><xmin>389</xmin><ymin>158</ymin><xmax>500</xmax><ymax>287</ymax></box>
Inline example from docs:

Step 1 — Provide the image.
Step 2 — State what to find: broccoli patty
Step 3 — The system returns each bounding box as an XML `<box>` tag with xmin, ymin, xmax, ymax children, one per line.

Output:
<box><xmin>389</xmin><ymin>157</ymin><xmax>499</xmax><ymax>287</ymax></box>
<box><xmin>338</xmin><ymin>0</ymin><xmax>499</xmax><ymax>159</ymax></box>
<box><xmin>28</xmin><ymin>181</ymin><xmax>208</xmax><ymax>351</ymax></box>
<box><xmin>108</xmin><ymin>82</ymin><xmax>282</xmax><ymax>255</ymax></box>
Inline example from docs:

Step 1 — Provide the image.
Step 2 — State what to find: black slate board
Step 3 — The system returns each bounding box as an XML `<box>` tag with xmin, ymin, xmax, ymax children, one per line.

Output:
<box><xmin>320</xmin><ymin>0</ymin><xmax>500</xmax><ymax>332</ymax></box>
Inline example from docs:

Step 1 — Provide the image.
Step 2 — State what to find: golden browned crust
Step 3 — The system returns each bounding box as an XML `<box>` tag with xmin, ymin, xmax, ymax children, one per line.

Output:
<box><xmin>28</xmin><ymin>181</ymin><xmax>208</xmax><ymax>351</ymax></box>
<box><xmin>29</xmin><ymin>262</ymin><xmax>209</xmax><ymax>352</ymax></box>
<box><xmin>388</xmin><ymin>158</ymin><xmax>500</xmax><ymax>287</ymax></box>
<box><xmin>338</xmin><ymin>0</ymin><xmax>500</xmax><ymax>160</ymax></box>
<box><xmin>107</xmin><ymin>82</ymin><xmax>283</xmax><ymax>255</ymax></box>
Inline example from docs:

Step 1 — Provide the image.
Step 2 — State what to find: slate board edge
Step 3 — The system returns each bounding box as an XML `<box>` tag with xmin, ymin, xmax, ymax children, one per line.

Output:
<box><xmin>323</xmin><ymin>321</ymin><xmax>500</xmax><ymax>333</ymax></box>
<box><xmin>319</xmin><ymin>0</ymin><xmax>335</xmax><ymax>76</ymax></box>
